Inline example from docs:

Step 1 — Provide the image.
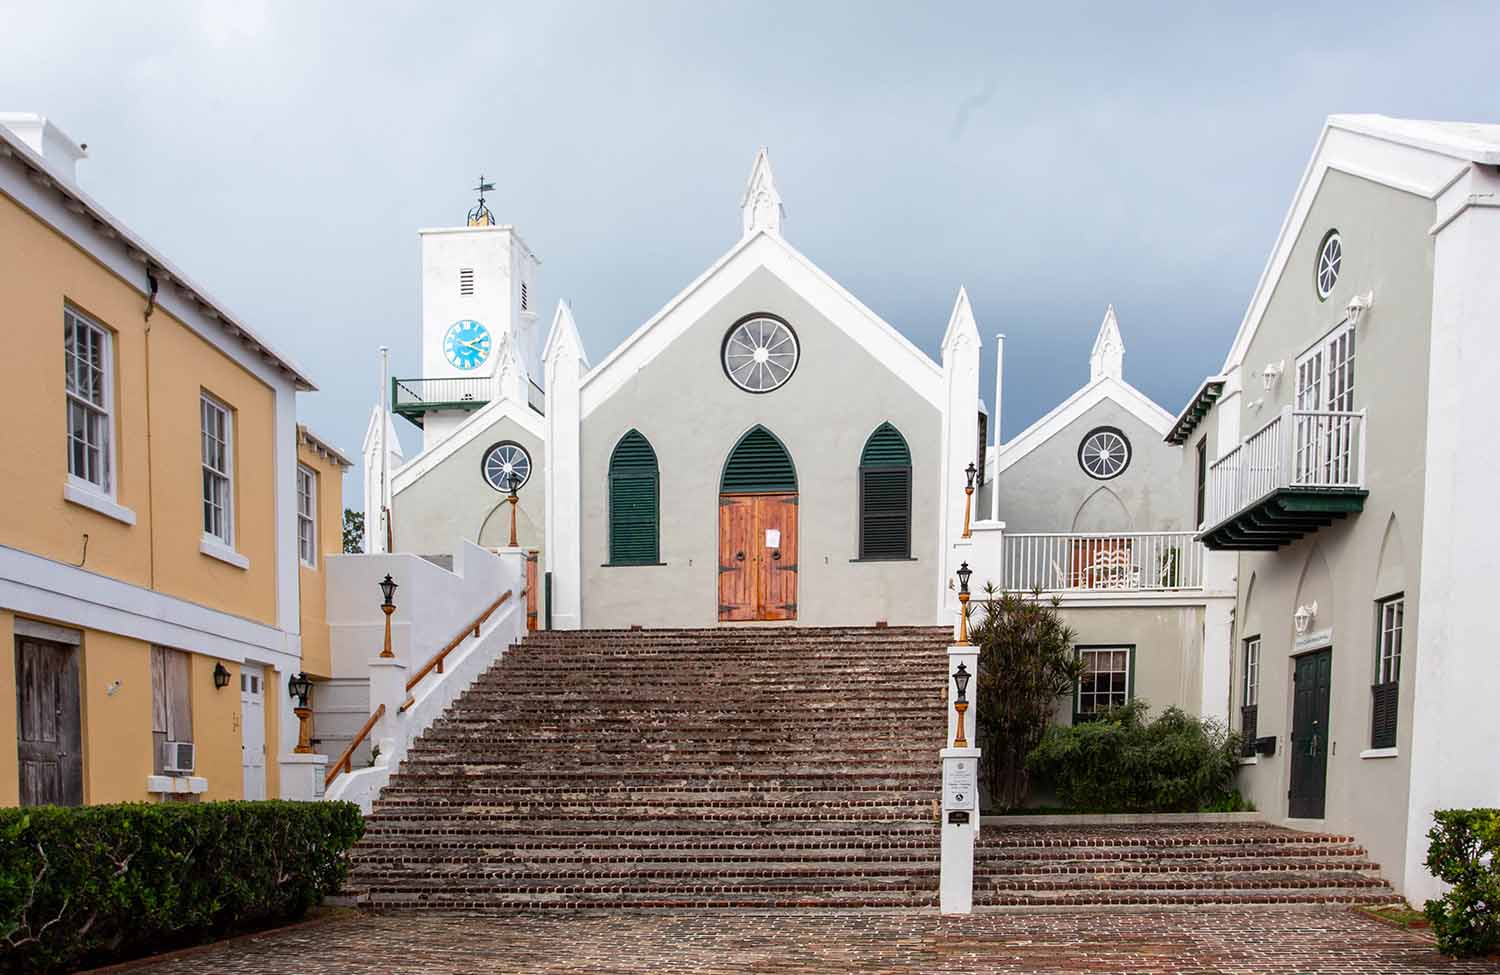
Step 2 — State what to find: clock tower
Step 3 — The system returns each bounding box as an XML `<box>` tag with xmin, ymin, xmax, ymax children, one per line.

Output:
<box><xmin>416</xmin><ymin>179</ymin><xmax>541</xmax><ymax>449</ymax></box>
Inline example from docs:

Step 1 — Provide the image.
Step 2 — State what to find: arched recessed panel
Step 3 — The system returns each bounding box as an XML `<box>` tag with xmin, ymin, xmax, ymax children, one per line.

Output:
<box><xmin>721</xmin><ymin>426</ymin><xmax>797</xmax><ymax>494</ymax></box>
<box><xmin>1071</xmin><ymin>485</ymin><xmax>1132</xmax><ymax>533</ymax></box>
<box><xmin>608</xmin><ymin>430</ymin><xmax>659</xmax><ymax>565</ymax></box>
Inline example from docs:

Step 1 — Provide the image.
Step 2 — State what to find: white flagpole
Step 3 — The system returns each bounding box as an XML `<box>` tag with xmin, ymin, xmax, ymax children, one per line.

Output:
<box><xmin>379</xmin><ymin>345</ymin><xmax>390</xmax><ymax>553</ymax></box>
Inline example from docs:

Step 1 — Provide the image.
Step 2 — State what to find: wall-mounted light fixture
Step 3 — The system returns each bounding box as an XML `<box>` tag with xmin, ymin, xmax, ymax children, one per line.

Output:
<box><xmin>1294</xmin><ymin>601</ymin><xmax>1319</xmax><ymax>635</ymax></box>
<box><xmin>1261</xmin><ymin>360</ymin><xmax>1285</xmax><ymax>392</ymax></box>
<box><xmin>213</xmin><ymin>662</ymin><xmax>231</xmax><ymax>690</ymax></box>
<box><xmin>1346</xmin><ymin>291</ymin><xmax>1374</xmax><ymax>326</ymax></box>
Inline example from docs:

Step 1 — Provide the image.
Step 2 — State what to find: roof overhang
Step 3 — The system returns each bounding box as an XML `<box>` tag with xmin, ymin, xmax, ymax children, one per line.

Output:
<box><xmin>298</xmin><ymin>424</ymin><xmax>354</xmax><ymax>468</ymax></box>
<box><xmin>0</xmin><ymin>126</ymin><xmax>317</xmax><ymax>391</ymax></box>
<box><xmin>1164</xmin><ymin>376</ymin><xmax>1227</xmax><ymax>445</ymax></box>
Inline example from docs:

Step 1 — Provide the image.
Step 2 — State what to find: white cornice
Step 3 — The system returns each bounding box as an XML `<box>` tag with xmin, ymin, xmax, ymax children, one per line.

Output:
<box><xmin>993</xmin><ymin>375</ymin><xmax>1175</xmax><ymax>476</ymax></box>
<box><xmin>391</xmin><ymin>395</ymin><xmax>544</xmax><ymax>495</ymax></box>
<box><xmin>580</xmin><ymin>231</ymin><xmax>943</xmax><ymax>416</ymax></box>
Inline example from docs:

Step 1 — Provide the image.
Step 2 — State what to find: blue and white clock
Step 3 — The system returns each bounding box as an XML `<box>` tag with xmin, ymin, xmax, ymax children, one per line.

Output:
<box><xmin>443</xmin><ymin>319</ymin><xmax>491</xmax><ymax>370</ymax></box>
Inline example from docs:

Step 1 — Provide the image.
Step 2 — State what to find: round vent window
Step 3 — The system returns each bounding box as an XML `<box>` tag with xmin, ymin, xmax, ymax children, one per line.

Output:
<box><xmin>481</xmin><ymin>441</ymin><xmax>531</xmax><ymax>492</ymax></box>
<box><xmin>722</xmin><ymin>315</ymin><xmax>799</xmax><ymax>393</ymax></box>
<box><xmin>1078</xmin><ymin>427</ymin><xmax>1131</xmax><ymax>480</ymax></box>
<box><xmin>1316</xmin><ymin>230</ymin><xmax>1342</xmax><ymax>300</ymax></box>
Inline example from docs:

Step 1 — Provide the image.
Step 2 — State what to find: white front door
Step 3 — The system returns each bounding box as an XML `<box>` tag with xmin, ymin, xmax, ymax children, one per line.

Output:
<box><xmin>240</xmin><ymin>664</ymin><xmax>267</xmax><ymax>800</ymax></box>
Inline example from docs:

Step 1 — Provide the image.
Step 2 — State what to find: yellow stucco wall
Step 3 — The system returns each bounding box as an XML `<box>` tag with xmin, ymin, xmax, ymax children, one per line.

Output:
<box><xmin>0</xmin><ymin>190</ymin><xmax>278</xmax><ymax>625</ymax></box>
<box><xmin>192</xmin><ymin>654</ymin><xmax>242</xmax><ymax>802</ymax></box>
<box><xmin>0</xmin><ymin>612</ymin><xmax>16</xmax><ymax>807</ymax></box>
<box><xmin>79</xmin><ymin>631</ymin><xmax>153</xmax><ymax>804</ymax></box>
<box><xmin>296</xmin><ymin>440</ymin><xmax>346</xmax><ymax>679</ymax></box>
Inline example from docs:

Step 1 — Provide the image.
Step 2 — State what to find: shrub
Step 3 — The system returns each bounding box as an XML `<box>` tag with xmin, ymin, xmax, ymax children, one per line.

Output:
<box><xmin>0</xmin><ymin>800</ymin><xmax>364</xmax><ymax>973</ymax></box>
<box><xmin>970</xmin><ymin>587</ymin><xmax>1084</xmax><ymax>810</ymax></box>
<box><xmin>1025</xmin><ymin>701</ymin><xmax>1242</xmax><ymax>812</ymax></box>
<box><xmin>1423</xmin><ymin>808</ymin><xmax>1500</xmax><ymax>957</ymax></box>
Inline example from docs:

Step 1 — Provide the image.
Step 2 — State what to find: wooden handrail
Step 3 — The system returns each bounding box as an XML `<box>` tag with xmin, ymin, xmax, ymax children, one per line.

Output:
<box><xmin>325</xmin><ymin>703</ymin><xmax>384</xmax><ymax>788</ymax></box>
<box><xmin>400</xmin><ymin>589</ymin><xmax>515</xmax><ymax>710</ymax></box>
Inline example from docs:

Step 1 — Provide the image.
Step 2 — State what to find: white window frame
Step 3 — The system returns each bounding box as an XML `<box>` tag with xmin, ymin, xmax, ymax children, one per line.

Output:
<box><xmin>296</xmin><ymin>464</ymin><xmax>317</xmax><ymax>567</ymax></box>
<box><xmin>200</xmin><ymin>393</ymin><xmax>235</xmax><ymax>548</ymax></box>
<box><xmin>1076</xmin><ymin>646</ymin><xmax>1132</xmax><ymax>718</ymax></box>
<box><xmin>1376</xmin><ymin>594</ymin><xmax>1404</xmax><ymax>685</ymax></box>
<box><xmin>1243</xmin><ymin>636</ymin><xmax>1260</xmax><ymax>707</ymax></box>
<box><xmin>64</xmin><ymin>307</ymin><xmax>116</xmax><ymax>496</ymax></box>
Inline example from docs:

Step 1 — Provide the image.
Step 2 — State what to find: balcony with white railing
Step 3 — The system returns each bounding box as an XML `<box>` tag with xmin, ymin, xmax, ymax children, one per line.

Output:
<box><xmin>1199</xmin><ymin>406</ymin><xmax>1368</xmax><ymax>550</ymax></box>
<box><xmin>1000</xmin><ymin>531</ymin><xmax>1205</xmax><ymax>594</ymax></box>
<box><xmin>391</xmin><ymin>376</ymin><xmax>546</xmax><ymax>427</ymax></box>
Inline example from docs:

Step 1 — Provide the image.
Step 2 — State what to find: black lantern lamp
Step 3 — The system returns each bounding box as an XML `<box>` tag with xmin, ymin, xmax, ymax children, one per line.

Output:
<box><xmin>962</xmin><ymin>462</ymin><xmax>978</xmax><ymax>538</ymax></box>
<box><xmin>956</xmin><ymin>561</ymin><xmax>973</xmax><ymax>646</ymax></box>
<box><xmin>952</xmin><ymin>662</ymin><xmax>971</xmax><ymax>748</ymax></box>
<box><xmin>213</xmin><ymin>662</ymin><xmax>231</xmax><ymax>690</ymax></box>
<box><xmin>287</xmin><ymin>672</ymin><xmax>315</xmax><ymax>754</ymax></box>
<box><xmin>506</xmin><ymin>471</ymin><xmax>520</xmax><ymax>548</ymax></box>
<box><xmin>378</xmin><ymin>573</ymin><xmax>398</xmax><ymax>658</ymax></box>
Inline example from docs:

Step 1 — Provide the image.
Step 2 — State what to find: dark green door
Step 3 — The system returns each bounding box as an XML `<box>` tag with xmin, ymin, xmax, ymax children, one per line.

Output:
<box><xmin>1289</xmin><ymin>648</ymin><xmax>1332</xmax><ymax>819</ymax></box>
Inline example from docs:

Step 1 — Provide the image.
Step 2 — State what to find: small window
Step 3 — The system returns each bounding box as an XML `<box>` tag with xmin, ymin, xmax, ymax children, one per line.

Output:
<box><xmin>520</xmin><ymin>280</ymin><xmax>528</xmax><ymax>312</ymax></box>
<box><xmin>1075</xmin><ymin>646</ymin><xmax>1132</xmax><ymax>721</ymax></box>
<box><xmin>481</xmin><ymin>441</ymin><xmax>532</xmax><ymax>492</ymax></box>
<box><xmin>858</xmin><ymin>423</ymin><xmax>912</xmax><ymax>560</ymax></box>
<box><xmin>1194</xmin><ymin>437</ymin><xmax>1207</xmax><ymax>528</ymax></box>
<box><xmin>150</xmin><ymin>646</ymin><xmax>192</xmax><ymax>773</ymax></box>
<box><xmin>1315</xmin><ymin>230</ymin><xmax>1342</xmax><ymax>300</ymax></box>
<box><xmin>608</xmin><ymin>430</ymin><xmax>660</xmax><ymax>565</ymax></box>
<box><xmin>1241</xmin><ymin>636</ymin><xmax>1260</xmax><ymax>756</ymax></box>
<box><xmin>201</xmin><ymin>394</ymin><xmax>234</xmax><ymax>546</ymax></box>
<box><xmin>459</xmin><ymin>267</ymin><xmax>474</xmax><ymax>296</ymax></box>
<box><xmin>721</xmin><ymin>316</ymin><xmax>800</xmax><ymax>394</ymax></box>
<box><xmin>1078</xmin><ymin>426</ymin><xmax>1130</xmax><ymax>480</ymax></box>
<box><xmin>64</xmin><ymin>308</ymin><xmax>114</xmax><ymax>493</ymax></box>
<box><xmin>1371</xmin><ymin>594</ymin><xmax>1404</xmax><ymax>749</ymax></box>
<box><xmin>296</xmin><ymin>465</ymin><xmax>317</xmax><ymax>567</ymax></box>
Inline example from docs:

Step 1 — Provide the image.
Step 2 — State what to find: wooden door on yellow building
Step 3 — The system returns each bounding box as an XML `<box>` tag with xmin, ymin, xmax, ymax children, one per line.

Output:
<box><xmin>15</xmin><ymin>636</ymin><xmax>83</xmax><ymax>806</ymax></box>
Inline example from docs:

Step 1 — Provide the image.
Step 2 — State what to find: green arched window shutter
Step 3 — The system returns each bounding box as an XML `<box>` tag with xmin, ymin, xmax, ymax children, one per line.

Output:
<box><xmin>859</xmin><ymin>422</ymin><xmax>912</xmax><ymax>560</ymax></box>
<box><xmin>609</xmin><ymin>430</ymin><xmax>659</xmax><ymax>565</ymax></box>
<box><xmin>721</xmin><ymin>426</ymin><xmax>797</xmax><ymax>494</ymax></box>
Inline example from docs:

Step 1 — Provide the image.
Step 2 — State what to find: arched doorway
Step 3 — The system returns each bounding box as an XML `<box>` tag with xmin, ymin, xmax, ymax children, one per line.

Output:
<box><xmin>718</xmin><ymin>426</ymin><xmax>798</xmax><ymax>621</ymax></box>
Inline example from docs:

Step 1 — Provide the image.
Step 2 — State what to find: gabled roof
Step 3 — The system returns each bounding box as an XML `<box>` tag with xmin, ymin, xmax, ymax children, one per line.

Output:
<box><xmin>1164</xmin><ymin>376</ymin><xmax>1227</xmax><ymax>445</ymax></box>
<box><xmin>1220</xmin><ymin>114</ymin><xmax>1490</xmax><ymax>374</ymax></box>
<box><xmin>391</xmin><ymin>393</ymin><xmax>544</xmax><ymax>495</ymax></box>
<box><xmin>298</xmin><ymin>424</ymin><xmax>354</xmax><ymax>468</ymax></box>
<box><xmin>579</xmin><ymin>229</ymin><xmax>944</xmax><ymax>416</ymax></box>
<box><xmin>992</xmin><ymin>375</ymin><xmax>1175</xmax><ymax>476</ymax></box>
<box><xmin>0</xmin><ymin>123</ymin><xmax>316</xmax><ymax>391</ymax></box>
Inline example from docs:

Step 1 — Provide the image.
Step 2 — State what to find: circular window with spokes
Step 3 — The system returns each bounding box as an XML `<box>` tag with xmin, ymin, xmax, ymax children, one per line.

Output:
<box><xmin>721</xmin><ymin>315</ymin><xmax>799</xmax><ymax>393</ymax></box>
<box><xmin>1315</xmin><ymin>230</ymin><xmax>1342</xmax><ymax>300</ymax></box>
<box><xmin>481</xmin><ymin>441</ymin><xmax>531</xmax><ymax>492</ymax></box>
<box><xmin>1078</xmin><ymin>426</ymin><xmax>1131</xmax><ymax>480</ymax></box>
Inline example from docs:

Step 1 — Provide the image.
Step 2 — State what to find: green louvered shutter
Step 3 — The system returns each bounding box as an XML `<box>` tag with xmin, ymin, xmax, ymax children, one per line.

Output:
<box><xmin>721</xmin><ymin>427</ymin><xmax>797</xmax><ymax>493</ymax></box>
<box><xmin>609</xmin><ymin>431</ymin><xmax>659</xmax><ymax>564</ymax></box>
<box><xmin>859</xmin><ymin>423</ymin><xmax>912</xmax><ymax>559</ymax></box>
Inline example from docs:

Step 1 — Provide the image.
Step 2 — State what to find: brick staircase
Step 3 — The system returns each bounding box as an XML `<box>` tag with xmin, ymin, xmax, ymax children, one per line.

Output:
<box><xmin>346</xmin><ymin>626</ymin><xmax>950</xmax><ymax>909</ymax></box>
<box><xmin>975</xmin><ymin>822</ymin><xmax>1399</xmax><ymax>908</ymax></box>
<box><xmin>345</xmin><ymin>625</ymin><xmax>1398</xmax><ymax>911</ymax></box>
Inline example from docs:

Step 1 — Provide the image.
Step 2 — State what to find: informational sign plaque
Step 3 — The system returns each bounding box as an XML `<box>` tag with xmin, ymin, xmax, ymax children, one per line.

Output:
<box><xmin>943</xmin><ymin>757</ymin><xmax>976</xmax><ymax>809</ymax></box>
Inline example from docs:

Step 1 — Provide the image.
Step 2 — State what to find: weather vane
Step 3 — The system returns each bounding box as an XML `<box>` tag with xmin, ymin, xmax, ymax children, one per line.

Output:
<box><xmin>467</xmin><ymin>174</ymin><xmax>496</xmax><ymax>227</ymax></box>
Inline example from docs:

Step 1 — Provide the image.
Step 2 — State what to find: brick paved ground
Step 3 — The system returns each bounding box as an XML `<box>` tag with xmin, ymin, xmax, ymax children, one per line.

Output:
<box><xmin>126</xmin><ymin>908</ymin><xmax>1500</xmax><ymax>975</ymax></box>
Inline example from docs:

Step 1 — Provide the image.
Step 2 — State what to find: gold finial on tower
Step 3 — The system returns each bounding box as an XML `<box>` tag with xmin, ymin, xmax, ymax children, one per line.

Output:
<box><xmin>467</xmin><ymin>175</ymin><xmax>497</xmax><ymax>226</ymax></box>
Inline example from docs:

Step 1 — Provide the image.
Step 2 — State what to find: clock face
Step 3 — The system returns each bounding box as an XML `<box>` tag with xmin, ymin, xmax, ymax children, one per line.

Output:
<box><xmin>444</xmin><ymin>320</ymin><xmax>491</xmax><ymax>371</ymax></box>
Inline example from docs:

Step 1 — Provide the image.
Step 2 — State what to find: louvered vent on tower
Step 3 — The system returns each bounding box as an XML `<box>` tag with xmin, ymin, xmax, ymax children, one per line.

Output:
<box><xmin>459</xmin><ymin>268</ymin><xmax>474</xmax><ymax>296</ymax></box>
<box><xmin>520</xmin><ymin>281</ymin><xmax>529</xmax><ymax>311</ymax></box>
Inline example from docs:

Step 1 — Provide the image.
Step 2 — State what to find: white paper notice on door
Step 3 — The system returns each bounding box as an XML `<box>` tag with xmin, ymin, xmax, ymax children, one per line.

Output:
<box><xmin>765</xmin><ymin>529</ymin><xmax>780</xmax><ymax>548</ymax></box>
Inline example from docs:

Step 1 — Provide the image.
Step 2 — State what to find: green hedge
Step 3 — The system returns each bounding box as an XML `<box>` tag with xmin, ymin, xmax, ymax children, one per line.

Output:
<box><xmin>0</xmin><ymin>800</ymin><xmax>364</xmax><ymax>973</ymax></box>
<box><xmin>1025</xmin><ymin>701</ymin><xmax>1243</xmax><ymax>812</ymax></box>
<box><xmin>1424</xmin><ymin>808</ymin><xmax>1500</xmax><ymax>957</ymax></box>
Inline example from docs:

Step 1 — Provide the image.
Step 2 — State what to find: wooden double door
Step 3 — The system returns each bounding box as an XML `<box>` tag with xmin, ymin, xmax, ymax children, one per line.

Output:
<box><xmin>718</xmin><ymin>493</ymin><xmax>798</xmax><ymax>621</ymax></box>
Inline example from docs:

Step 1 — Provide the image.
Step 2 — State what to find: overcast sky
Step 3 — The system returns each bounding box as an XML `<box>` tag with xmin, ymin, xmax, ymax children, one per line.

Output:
<box><xmin>6</xmin><ymin>2</ymin><xmax>1498</xmax><ymax>514</ymax></box>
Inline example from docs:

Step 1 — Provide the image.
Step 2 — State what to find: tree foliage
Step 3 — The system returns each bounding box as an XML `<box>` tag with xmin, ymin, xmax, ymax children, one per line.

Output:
<box><xmin>342</xmin><ymin>508</ymin><xmax>365</xmax><ymax>554</ymax></box>
<box><xmin>970</xmin><ymin>586</ymin><xmax>1084</xmax><ymax>810</ymax></box>
<box><xmin>1424</xmin><ymin>808</ymin><xmax>1500</xmax><ymax>957</ymax></box>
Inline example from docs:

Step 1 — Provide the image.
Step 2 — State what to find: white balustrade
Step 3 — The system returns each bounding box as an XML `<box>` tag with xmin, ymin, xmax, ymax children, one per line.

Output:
<box><xmin>1001</xmin><ymin>531</ymin><xmax>1204</xmax><ymax>593</ymax></box>
<box><xmin>1204</xmin><ymin>407</ymin><xmax>1367</xmax><ymax>528</ymax></box>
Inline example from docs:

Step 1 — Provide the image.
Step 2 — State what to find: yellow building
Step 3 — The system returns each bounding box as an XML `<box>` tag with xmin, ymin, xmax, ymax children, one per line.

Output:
<box><xmin>0</xmin><ymin>113</ymin><xmax>342</xmax><ymax>805</ymax></box>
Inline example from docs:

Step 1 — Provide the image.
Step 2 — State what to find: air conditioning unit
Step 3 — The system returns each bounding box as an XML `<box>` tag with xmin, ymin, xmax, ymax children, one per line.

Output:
<box><xmin>161</xmin><ymin>740</ymin><xmax>195</xmax><ymax>775</ymax></box>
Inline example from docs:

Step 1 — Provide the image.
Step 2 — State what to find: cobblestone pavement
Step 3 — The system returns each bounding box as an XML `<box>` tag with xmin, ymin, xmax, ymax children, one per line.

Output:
<box><xmin>123</xmin><ymin>908</ymin><xmax>1500</xmax><ymax>975</ymax></box>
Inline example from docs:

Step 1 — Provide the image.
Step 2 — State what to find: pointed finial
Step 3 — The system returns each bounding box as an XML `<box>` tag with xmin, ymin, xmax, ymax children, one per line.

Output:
<box><xmin>1090</xmin><ymin>304</ymin><xmax>1124</xmax><ymax>381</ymax></box>
<box><xmin>468</xmin><ymin>174</ymin><xmax>497</xmax><ymax>227</ymax></box>
<box><xmin>942</xmin><ymin>286</ymin><xmax>980</xmax><ymax>351</ymax></box>
<box><xmin>740</xmin><ymin>147</ymin><xmax>783</xmax><ymax>237</ymax></box>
